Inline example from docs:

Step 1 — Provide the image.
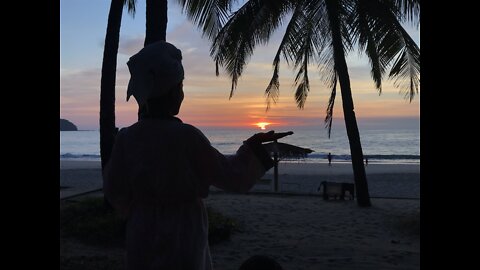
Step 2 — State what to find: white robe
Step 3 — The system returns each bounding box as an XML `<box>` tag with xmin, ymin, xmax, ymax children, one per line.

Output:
<box><xmin>103</xmin><ymin>118</ymin><xmax>267</xmax><ymax>270</ymax></box>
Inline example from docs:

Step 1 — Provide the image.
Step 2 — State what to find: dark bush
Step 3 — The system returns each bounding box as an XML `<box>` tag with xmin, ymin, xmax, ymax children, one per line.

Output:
<box><xmin>207</xmin><ymin>206</ymin><xmax>238</xmax><ymax>245</ymax></box>
<box><xmin>60</xmin><ymin>197</ymin><xmax>126</xmax><ymax>247</ymax></box>
<box><xmin>60</xmin><ymin>197</ymin><xmax>238</xmax><ymax>247</ymax></box>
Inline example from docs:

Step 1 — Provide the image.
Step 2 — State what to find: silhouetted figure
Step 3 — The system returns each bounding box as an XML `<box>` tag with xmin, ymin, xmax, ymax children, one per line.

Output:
<box><xmin>365</xmin><ymin>157</ymin><xmax>369</xmax><ymax>166</ymax></box>
<box><xmin>327</xmin><ymin>152</ymin><xmax>332</xmax><ymax>166</ymax></box>
<box><xmin>103</xmin><ymin>41</ymin><xmax>292</xmax><ymax>270</ymax></box>
<box><xmin>238</xmin><ymin>255</ymin><xmax>284</xmax><ymax>270</ymax></box>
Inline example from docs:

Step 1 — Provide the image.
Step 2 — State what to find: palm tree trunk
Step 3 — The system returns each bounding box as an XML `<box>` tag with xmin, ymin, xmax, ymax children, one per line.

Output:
<box><xmin>145</xmin><ymin>0</ymin><xmax>167</xmax><ymax>46</ymax></box>
<box><xmin>327</xmin><ymin>0</ymin><xmax>371</xmax><ymax>207</ymax></box>
<box><xmin>100</xmin><ymin>0</ymin><xmax>123</xmax><ymax>170</ymax></box>
<box><xmin>139</xmin><ymin>0</ymin><xmax>168</xmax><ymax>118</ymax></box>
<box><xmin>336</xmin><ymin>60</ymin><xmax>371</xmax><ymax>207</ymax></box>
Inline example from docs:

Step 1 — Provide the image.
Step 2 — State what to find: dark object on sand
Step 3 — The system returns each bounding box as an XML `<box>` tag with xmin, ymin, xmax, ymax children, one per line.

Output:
<box><xmin>318</xmin><ymin>181</ymin><xmax>355</xmax><ymax>200</ymax></box>
<box><xmin>238</xmin><ymin>255</ymin><xmax>283</xmax><ymax>270</ymax></box>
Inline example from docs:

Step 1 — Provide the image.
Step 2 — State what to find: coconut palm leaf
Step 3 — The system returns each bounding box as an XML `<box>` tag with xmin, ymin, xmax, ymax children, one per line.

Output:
<box><xmin>290</xmin><ymin>4</ymin><xmax>318</xmax><ymax>109</ymax></box>
<box><xmin>210</xmin><ymin>0</ymin><xmax>291</xmax><ymax>98</ymax></box>
<box><xmin>324</xmin><ymin>74</ymin><xmax>337</xmax><ymax>138</ymax></box>
<box><xmin>369</xmin><ymin>0</ymin><xmax>420</xmax><ymax>102</ymax></box>
<box><xmin>349</xmin><ymin>0</ymin><xmax>386</xmax><ymax>93</ymax></box>
<box><xmin>176</xmin><ymin>0</ymin><xmax>232</xmax><ymax>39</ymax></box>
<box><xmin>388</xmin><ymin>36</ymin><xmax>420</xmax><ymax>102</ymax></box>
<box><xmin>124</xmin><ymin>0</ymin><xmax>137</xmax><ymax>15</ymax></box>
<box><xmin>264</xmin><ymin>1</ymin><xmax>305</xmax><ymax>111</ymax></box>
<box><xmin>349</xmin><ymin>0</ymin><xmax>420</xmax><ymax>101</ymax></box>
<box><xmin>395</xmin><ymin>0</ymin><xmax>420</xmax><ymax>25</ymax></box>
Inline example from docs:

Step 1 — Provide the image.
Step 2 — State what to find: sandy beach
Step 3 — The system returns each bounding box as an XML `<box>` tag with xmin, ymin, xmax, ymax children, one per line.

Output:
<box><xmin>60</xmin><ymin>160</ymin><xmax>420</xmax><ymax>269</ymax></box>
<box><xmin>60</xmin><ymin>160</ymin><xmax>419</xmax><ymax>199</ymax></box>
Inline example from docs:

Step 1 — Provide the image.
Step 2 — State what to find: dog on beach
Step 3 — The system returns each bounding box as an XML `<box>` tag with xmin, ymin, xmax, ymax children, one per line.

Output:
<box><xmin>317</xmin><ymin>181</ymin><xmax>355</xmax><ymax>200</ymax></box>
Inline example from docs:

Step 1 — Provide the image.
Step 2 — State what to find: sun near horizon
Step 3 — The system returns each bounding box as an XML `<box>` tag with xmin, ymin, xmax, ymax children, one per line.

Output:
<box><xmin>255</xmin><ymin>122</ymin><xmax>271</xmax><ymax>130</ymax></box>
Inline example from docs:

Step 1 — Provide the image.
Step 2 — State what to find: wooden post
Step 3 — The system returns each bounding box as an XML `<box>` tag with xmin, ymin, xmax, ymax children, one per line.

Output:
<box><xmin>273</xmin><ymin>140</ymin><xmax>279</xmax><ymax>192</ymax></box>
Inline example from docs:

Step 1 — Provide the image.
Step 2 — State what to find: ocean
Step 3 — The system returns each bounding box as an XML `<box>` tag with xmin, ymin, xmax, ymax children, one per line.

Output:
<box><xmin>60</xmin><ymin>120</ymin><xmax>420</xmax><ymax>164</ymax></box>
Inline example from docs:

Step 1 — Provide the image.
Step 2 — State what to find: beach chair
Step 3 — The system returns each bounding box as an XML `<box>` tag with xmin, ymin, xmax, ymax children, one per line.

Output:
<box><xmin>318</xmin><ymin>181</ymin><xmax>355</xmax><ymax>200</ymax></box>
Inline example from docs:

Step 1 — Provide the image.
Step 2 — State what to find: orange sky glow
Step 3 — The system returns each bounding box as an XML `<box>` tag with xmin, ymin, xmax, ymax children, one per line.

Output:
<box><xmin>62</xmin><ymin>76</ymin><xmax>419</xmax><ymax>130</ymax></box>
<box><xmin>60</xmin><ymin>3</ymin><xmax>419</xmax><ymax>131</ymax></box>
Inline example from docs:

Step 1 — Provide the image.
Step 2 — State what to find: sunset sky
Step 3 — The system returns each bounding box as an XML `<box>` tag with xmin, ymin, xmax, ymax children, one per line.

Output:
<box><xmin>60</xmin><ymin>0</ymin><xmax>420</xmax><ymax>131</ymax></box>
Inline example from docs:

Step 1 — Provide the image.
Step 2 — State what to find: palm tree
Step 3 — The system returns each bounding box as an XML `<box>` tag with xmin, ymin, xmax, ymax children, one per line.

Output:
<box><xmin>100</xmin><ymin>0</ymin><xmax>175</xmax><ymax>171</ymax></box>
<box><xmin>182</xmin><ymin>0</ymin><xmax>420</xmax><ymax>207</ymax></box>
<box><xmin>145</xmin><ymin>0</ymin><xmax>168</xmax><ymax>45</ymax></box>
<box><xmin>100</xmin><ymin>0</ymin><xmax>136</xmax><ymax>170</ymax></box>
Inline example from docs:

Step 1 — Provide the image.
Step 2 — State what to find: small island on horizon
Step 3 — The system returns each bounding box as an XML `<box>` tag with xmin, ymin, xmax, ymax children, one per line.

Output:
<box><xmin>60</xmin><ymin>119</ymin><xmax>78</xmax><ymax>131</ymax></box>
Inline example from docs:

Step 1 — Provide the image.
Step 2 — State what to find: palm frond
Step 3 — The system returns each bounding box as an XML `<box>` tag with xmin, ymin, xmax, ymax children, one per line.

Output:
<box><xmin>381</xmin><ymin>11</ymin><xmax>420</xmax><ymax>102</ymax></box>
<box><xmin>339</xmin><ymin>1</ymin><xmax>355</xmax><ymax>53</ymax></box>
<box><xmin>210</xmin><ymin>0</ymin><xmax>291</xmax><ymax>98</ymax></box>
<box><xmin>294</xmin><ymin>54</ymin><xmax>310</xmax><ymax>109</ymax></box>
<box><xmin>365</xmin><ymin>36</ymin><xmax>384</xmax><ymax>92</ymax></box>
<box><xmin>395</xmin><ymin>0</ymin><xmax>420</xmax><ymax>25</ymax></box>
<box><xmin>176</xmin><ymin>0</ymin><xmax>232</xmax><ymax>40</ymax></box>
<box><xmin>123</xmin><ymin>0</ymin><xmax>137</xmax><ymax>16</ymax></box>
<box><xmin>350</xmin><ymin>0</ymin><xmax>388</xmax><ymax>93</ymax></box>
<box><xmin>265</xmin><ymin>1</ymin><xmax>306</xmax><ymax>111</ymax></box>
<box><xmin>284</xmin><ymin>0</ymin><xmax>328</xmax><ymax>109</ymax></box>
<box><xmin>388</xmin><ymin>35</ymin><xmax>420</xmax><ymax>102</ymax></box>
<box><xmin>264</xmin><ymin>53</ymin><xmax>280</xmax><ymax>111</ymax></box>
<box><xmin>314</xmin><ymin>2</ymin><xmax>337</xmax><ymax>89</ymax></box>
<box><xmin>354</xmin><ymin>0</ymin><xmax>420</xmax><ymax>102</ymax></box>
<box><xmin>324</xmin><ymin>74</ymin><xmax>337</xmax><ymax>138</ymax></box>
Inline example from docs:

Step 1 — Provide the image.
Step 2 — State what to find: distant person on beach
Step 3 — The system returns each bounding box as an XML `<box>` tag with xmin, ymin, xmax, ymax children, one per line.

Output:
<box><xmin>327</xmin><ymin>152</ymin><xmax>332</xmax><ymax>166</ymax></box>
<box><xmin>103</xmin><ymin>41</ymin><xmax>292</xmax><ymax>270</ymax></box>
<box><xmin>365</xmin><ymin>157</ymin><xmax>369</xmax><ymax>166</ymax></box>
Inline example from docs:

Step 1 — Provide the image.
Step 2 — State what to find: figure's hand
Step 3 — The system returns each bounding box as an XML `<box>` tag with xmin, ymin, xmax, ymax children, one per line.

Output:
<box><xmin>245</xmin><ymin>130</ymin><xmax>294</xmax><ymax>144</ymax></box>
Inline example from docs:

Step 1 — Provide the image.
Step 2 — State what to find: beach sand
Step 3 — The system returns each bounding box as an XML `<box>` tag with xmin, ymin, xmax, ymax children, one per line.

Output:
<box><xmin>206</xmin><ymin>194</ymin><xmax>419</xmax><ymax>270</ymax></box>
<box><xmin>60</xmin><ymin>160</ymin><xmax>419</xmax><ymax>199</ymax></box>
<box><xmin>60</xmin><ymin>160</ymin><xmax>420</xmax><ymax>269</ymax></box>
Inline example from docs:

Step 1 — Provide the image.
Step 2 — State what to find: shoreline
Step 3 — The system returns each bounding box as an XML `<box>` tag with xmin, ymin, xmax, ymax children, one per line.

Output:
<box><xmin>60</xmin><ymin>160</ymin><xmax>419</xmax><ymax>200</ymax></box>
<box><xmin>60</xmin><ymin>159</ymin><xmax>419</xmax><ymax>173</ymax></box>
<box><xmin>59</xmin><ymin>157</ymin><xmax>419</xmax><ymax>164</ymax></box>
